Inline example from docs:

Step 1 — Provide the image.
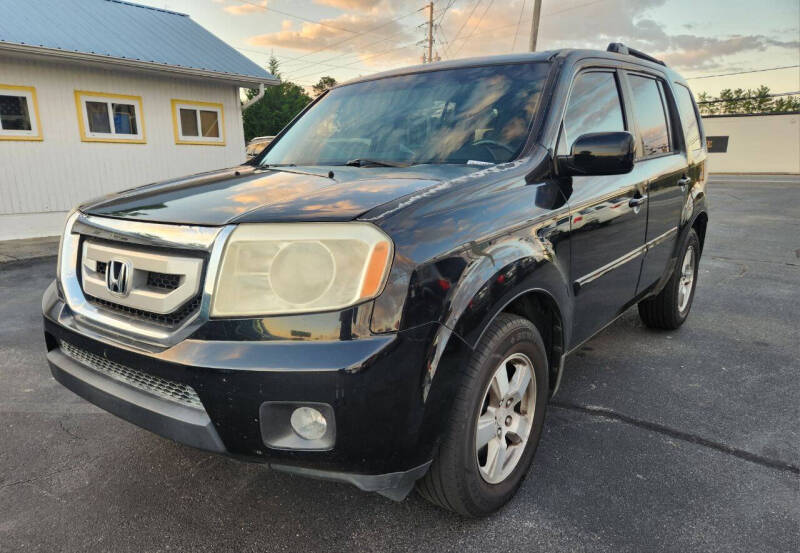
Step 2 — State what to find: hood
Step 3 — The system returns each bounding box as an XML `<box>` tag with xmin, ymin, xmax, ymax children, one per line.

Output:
<box><xmin>81</xmin><ymin>164</ymin><xmax>479</xmax><ymax>226</ymax></box>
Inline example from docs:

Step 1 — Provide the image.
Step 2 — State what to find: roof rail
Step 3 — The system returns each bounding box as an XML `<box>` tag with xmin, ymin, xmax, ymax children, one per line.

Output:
<box><xmin>607</xmin><ymin>43</ymin><xmax>666</xmax><ymax>66</ymax></box>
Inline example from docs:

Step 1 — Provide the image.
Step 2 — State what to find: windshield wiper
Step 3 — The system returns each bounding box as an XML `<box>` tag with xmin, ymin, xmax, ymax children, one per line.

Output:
<box><xmin>345</xmin><ymin>158</ymin><xmax>411</xmax><ymax>168</ymax></box>
<box><xmin>257</xmin><ymin>163</ymin><xmax>335</xmax><ymax>180</ymax></box>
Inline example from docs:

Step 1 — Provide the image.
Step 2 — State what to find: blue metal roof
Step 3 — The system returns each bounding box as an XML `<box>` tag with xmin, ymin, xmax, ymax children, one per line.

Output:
<box><xmin>0</xmin><ymin>0</ymin><xmax>275</xmax><ymax>83</ymax></box>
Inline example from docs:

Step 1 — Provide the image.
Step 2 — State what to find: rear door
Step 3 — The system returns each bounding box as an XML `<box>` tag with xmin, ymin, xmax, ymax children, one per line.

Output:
<box><xmin>621</xmin><ymin>72</ymin><xmax>688</xmax><ymax>292</ymax></box>
<box><xmin>560</xmin><ymin>69</ymin><xmax>648</xmax><ymax>344</ymax></box>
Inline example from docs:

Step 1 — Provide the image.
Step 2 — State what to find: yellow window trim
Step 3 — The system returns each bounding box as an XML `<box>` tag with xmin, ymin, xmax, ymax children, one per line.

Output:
<box><xmin>74</xmin><ymin>90</ymin><xmax>146</xmax><ymax>144</ymax></box>
<box><xmin>0</xmin><ymin>84</ymin><xmax>43</xmax><ymax>141</ymax></box>
<box><xmin>171</xmin><ymin>99</ymin><xmax>226</xmax><ymax>146</ymax></box>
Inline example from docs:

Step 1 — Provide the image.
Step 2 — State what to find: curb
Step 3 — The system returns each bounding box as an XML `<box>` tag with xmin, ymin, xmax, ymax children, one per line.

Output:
<box><xmin>0</xmin><ymin>254</ymin><xmax>57</xmax><ymax>268</ymax></box>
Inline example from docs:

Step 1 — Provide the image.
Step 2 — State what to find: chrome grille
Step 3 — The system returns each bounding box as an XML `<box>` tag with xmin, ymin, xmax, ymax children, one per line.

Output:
<box><xmin>85</xmin><ymin>293</ymin><xmax>202</xmax><ymax>327</ymax></box>
<box><xmin>60</xmin><ymin>341</ymin><xmax>203</xmax><ymax>409</ymax></box>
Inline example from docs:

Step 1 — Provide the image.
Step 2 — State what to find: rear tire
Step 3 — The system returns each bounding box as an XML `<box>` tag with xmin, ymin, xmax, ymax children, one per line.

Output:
<box><xmin>416</xmin><ymin>313</ymin><xmax>548</xmax><ymax>516</ymax></box>
<box><xmin>638</xmin><ymin>228</ymin><xmax>700</xmax><ymax>330</ymax></box>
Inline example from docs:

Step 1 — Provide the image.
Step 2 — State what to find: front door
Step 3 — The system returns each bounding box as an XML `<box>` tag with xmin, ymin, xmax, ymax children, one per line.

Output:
<box><xmin>559</xmin><ymin>70</ymin><xmax>649</xmax><ymax>346</ymax></box>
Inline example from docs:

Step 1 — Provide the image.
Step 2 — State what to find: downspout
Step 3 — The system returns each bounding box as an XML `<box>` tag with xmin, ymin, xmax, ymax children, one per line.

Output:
<box><xmin>241</xmin><ymin>83</ymin><xmax>265</xmax><ymax>110</ymax></box>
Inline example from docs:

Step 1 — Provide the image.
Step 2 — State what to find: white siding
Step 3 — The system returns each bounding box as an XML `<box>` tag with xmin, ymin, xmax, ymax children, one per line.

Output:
<box><xmin>0</xmin><ymin>56</ymin><xmax>247</xmax><ymax>239</ymax></box>
<box><xmin>702</xmin><ymin>114</ymin><xmax>800</xmax><ymax>174</ymax></box>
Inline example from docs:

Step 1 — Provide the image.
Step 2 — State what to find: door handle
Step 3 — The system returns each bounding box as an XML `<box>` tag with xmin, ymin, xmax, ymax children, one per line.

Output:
<box><xmin>629</xmin><ymin>195</ymin><xmax>648</xmax><ymax>208</ymax></box>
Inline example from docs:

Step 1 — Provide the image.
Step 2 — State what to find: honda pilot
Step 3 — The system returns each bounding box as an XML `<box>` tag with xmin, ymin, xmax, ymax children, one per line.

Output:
<box><xmin>43</xmin><ymin>44</ymin><xmax>708</xmax><ymax>516</ymax></box>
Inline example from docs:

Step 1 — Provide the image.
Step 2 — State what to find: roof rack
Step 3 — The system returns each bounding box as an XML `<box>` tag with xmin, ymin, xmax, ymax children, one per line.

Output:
<box><xmin>607</xmin><ymin>43</ymin><xmax>666</xmax><ymax>66</ymax></box>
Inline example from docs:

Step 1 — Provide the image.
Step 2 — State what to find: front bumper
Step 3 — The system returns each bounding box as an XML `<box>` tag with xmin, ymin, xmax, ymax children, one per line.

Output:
<box><xmin>43</xmin><ymin>283</ymin><xmax>442</xmax><ymax>499</ymax></box>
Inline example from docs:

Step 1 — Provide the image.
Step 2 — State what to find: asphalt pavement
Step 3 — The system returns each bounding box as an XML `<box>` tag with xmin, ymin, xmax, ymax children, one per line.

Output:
<box><xmin>1</xmin><ymin>174</ymin><xmax>798</xmax><ymax>552</ymax></box>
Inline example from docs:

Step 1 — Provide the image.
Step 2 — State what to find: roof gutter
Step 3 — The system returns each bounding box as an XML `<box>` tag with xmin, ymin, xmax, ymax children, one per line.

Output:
<box><xmin>0</xmin><ymin>42</ymin><xmax>279</xmax><ymax>88</ymax></box>
<box><xmin>241</xmin><ymin>83</ymin><xmax>265</xmax><ymax>110</ymax></box>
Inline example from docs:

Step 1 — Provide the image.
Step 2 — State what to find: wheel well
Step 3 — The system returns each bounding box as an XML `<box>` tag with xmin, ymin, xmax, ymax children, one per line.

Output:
<box><xmin>692</xmin><ymin>212</ymin><xmax>708</xmax><ymax>254</ymax></box>
<box><xmin>502</xmin><ymin>291</ymin><xmax>564</xmax><ymax>392</ymax></box>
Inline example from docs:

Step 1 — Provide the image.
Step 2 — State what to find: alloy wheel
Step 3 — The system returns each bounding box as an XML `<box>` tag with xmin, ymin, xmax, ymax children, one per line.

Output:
<box><xmin>475</xmin><ymin>352</ymin><xmax>537</xmax><ymax>484</ymax></box>
<box><xmin>678</xmin><ymin>245</ymin><xmax>695</xmax><ymax>313</ymax></box>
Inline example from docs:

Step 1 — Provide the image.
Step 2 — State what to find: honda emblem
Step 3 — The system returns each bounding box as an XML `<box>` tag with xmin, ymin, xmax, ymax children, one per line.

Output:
<box><xmin>106</xmin><ymin>258</ymin><xmax>132</xmax><ymax>297</ymax></box>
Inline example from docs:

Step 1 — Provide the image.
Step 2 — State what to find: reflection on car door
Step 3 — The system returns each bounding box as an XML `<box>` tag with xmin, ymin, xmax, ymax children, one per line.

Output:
<box><xmin>622</xmin><ymin>73</ymin><xmax>688</xmax><ymax>293</ymax></box>
<box><xmin>560</xmin><ymin>69</ymin><xmax>648</xmax><ymax>345</ymax></box>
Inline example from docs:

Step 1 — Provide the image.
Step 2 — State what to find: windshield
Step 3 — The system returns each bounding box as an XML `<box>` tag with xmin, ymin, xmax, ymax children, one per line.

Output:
<box><xmin>261</xmin><ymin>62</ymin><xmax>550</xmax><ymax>167</ymax></box>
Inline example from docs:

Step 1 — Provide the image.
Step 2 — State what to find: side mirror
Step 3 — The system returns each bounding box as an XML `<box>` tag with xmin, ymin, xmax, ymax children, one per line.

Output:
<box><xmin>557</xmin><ymin>131</ymin><xmax>635</xmax><ymax>176</ymax></box>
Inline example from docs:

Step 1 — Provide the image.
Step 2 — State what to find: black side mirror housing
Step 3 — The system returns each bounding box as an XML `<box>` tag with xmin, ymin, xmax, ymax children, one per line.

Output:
<box><xmin>557</xmin><ymin>131</ymin><xmax>635</xmax><ymax>176</ymax></box>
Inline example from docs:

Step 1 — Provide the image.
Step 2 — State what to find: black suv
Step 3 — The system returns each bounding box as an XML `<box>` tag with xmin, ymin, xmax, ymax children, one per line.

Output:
<box><xmin>43</xmin><ymin>44</ymin><xmax>708</xmax><ymax>516</ymax></box>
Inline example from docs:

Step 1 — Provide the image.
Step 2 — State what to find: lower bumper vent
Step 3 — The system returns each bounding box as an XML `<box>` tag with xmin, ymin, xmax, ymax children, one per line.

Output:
<box><xmin>85</xmin><ymin>294</ymin><xmax>202</xmax><ymax>327</ymax></box>
<box><xmin>59</xmin><ymin>341</ymin><xmax>203</xmax><ymax>410</ymax></box>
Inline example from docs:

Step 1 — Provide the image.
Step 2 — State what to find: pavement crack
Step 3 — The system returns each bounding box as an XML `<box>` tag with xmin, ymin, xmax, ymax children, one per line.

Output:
<box><xmin>0</xmin><ymin>463</ymin><xmax>88</xmax><ymax>491</ymax></box>
<box><xmin>550</xmin><ymin>401</ymin><xmax>800</xmax><ymax>476</ymax></box>
<box><xmin>709</xmin><ymin>254</ymin><xmax>799</xmax><ymax>268</ymax></box>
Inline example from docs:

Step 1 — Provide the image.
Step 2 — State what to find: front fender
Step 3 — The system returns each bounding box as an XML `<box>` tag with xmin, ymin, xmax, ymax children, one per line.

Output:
<box><xmin>422</xmin><ymin>211</ymin><xmax>572</xmax><ymax>403</ymax></box>
<box><xmin>408</xmin><ymin>220</ymin><xmax>572</xmax><ymax>463</ymax></box>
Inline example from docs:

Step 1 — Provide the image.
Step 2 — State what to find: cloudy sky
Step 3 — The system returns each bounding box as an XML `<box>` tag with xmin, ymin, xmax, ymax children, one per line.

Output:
<box><xmin>143</xmin><ymin>0</ymin><xmax>799</xmax><ymax>96</ymax></box>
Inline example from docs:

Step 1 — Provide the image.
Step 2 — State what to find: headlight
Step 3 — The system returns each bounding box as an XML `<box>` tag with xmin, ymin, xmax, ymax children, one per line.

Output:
<box><xmin>211</xmin><ymin>223</ymin><xmax>393</xmax><ymax>317</ymax></box>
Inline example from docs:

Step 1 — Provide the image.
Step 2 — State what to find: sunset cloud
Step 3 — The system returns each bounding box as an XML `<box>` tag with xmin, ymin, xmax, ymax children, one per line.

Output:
<box><xmin>225</xmin><ymin>1</ymin><xmax>267</xmax><ymax>16</ymax></box>
<box><xmin>241</xmin><ymin>0</ymin><xmax>799</xmax><ymax>84</ymax></box>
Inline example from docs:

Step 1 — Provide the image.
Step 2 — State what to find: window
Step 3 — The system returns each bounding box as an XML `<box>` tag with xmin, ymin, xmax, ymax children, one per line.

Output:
<box><xmin>558</xmin><ymin>72</ymin><xmax>625</xmax><ymax>155</ymax></box>
<box><xmin>171</xmin><ymin>100</ymin><xmax>225</xmax><ymax>145</ymax></box>
<box><xmin>706</xmin><ymin>136</ymin><xmax>729</xmax><ymax>153</ymax></box>
<box><xmin>628</xmin><ymin>75</ymin><xmax>671</xmax><ymax>157</ymax></box>
<box><xmin>74</xmin><ymin>91</ymin><xmax>145</xmax><ymax>143</ymax></box>
<box><xmin>674</xmin><ymin>83</ymin><xmax>703</xmax><ymax>152</ymax></box>
<box><xmin>261</xmin><ymin>63</ymin><xmax>550</xmax><ymax>166</ymax></box>
<box><xmin>0</xmin><ymin>84</ymin><xmax>42</xmax><ymax>140</ymax></box>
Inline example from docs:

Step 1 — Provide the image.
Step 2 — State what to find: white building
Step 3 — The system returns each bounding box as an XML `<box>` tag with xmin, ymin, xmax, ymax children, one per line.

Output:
<box><xmin>0</xmin><ymin>0</ymin><xmax>277</xmax><ymax>240</ymax></box>
<box><xmin>701</xmin><ymin>113</ymin><xmax>800</xmax><ymax>174</ymax></box>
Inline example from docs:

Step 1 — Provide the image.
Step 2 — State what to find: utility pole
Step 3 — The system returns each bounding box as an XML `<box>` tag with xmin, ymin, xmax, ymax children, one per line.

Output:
<box><xmin>529</xmin><ymin>0</ymin><xmax>542</xmax><ymax>52</ymax></box>
<box><xmin>427</xmin><ymin>2</ymin><xmax>434</xmax><ymax>63</ymax></box>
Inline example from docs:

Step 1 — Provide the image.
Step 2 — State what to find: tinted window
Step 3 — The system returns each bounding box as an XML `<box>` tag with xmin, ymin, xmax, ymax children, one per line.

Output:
<box><xmin>86</xmin><ymin>101</ymin><xmax>111</xmax><ymax>133</ymax></box>
<box><xmin>674</xmin><ymin>84</ymin><xmax>702</xmax><ymax>152</ymax></box>
<box><xmin>559</xmin><ymin>72</ymin><xmax>625</xmax><ymax>155</ymax></box>
<box><xmin>263</xmin><ymin>63</ymin><xmax>550</xmax><ymax>167</ymax></box>
<box><xmin>629</xmin><ymin>75</ymin><xmax>671</xmax><ymax>157</ymax></box>
<box><xmin>0</xmin><ymin>94</ymin><xmax>32</xmax><ymax>130</ymax></box>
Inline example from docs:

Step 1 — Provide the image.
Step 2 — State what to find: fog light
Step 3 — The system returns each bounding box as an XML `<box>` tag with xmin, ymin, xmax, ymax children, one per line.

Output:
<box><xmin>290</xmin><ymin>407</ymin><xmax>327</xmax><ymax>440</ymax></box>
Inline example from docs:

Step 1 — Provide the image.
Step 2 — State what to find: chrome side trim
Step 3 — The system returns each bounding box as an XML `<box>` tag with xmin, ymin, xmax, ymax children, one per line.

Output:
<box><xmin>574</xmin><ymin>226</ymin><xmax>677</xmax><ymax>289</ymax></box>
<box><xmin>575</xmin><ymin>245</ymin><xmax>645</xmax><ymax>288</ymax></box>
<box><xmin>646</xmin><ymin>226</ymin><xmax>678</xmax><ymax>250</ymax></box>
<box><xmin>74</xmin><ymin>213</ymin><xmax>220</xmax><ymax>251</ymax></box>
<box><xmin>59</xmin><ymin>212</ymin><xmax>235</xmax><ymax>350</ymax></box>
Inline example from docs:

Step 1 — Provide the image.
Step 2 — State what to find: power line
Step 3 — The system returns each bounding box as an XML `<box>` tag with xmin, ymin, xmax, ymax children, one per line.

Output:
<box><xmin>232</xmin><ymin>0</ymin><xmax>361</xmax><ymax>34</ymax></box>
<box><xmin>281</xmin><ymin>23</ymin><xmax>417</xmax><ymax>77</ymax></box>
<box><xmin>271</xmin><ymin>6</ymin><xmax>426</xmax><ymax>66</ymax></box>
<box><xmin>286</xmin><ymin>38</ymin><xmax>423</xmax><ymax>83</ymax></box>
<box><xmin>446</xmin><ymin>0</ymin><xmax>483</xmax><ymax>54</ymax></box>
<box><xmin>511</xmin><ymin>0</ymin><xmax>527</xmax><ymax>52</ymax></box>
<box><xmin>235</xmin><ymin>46</ymin><xmax>372</xmax><ymax>73</ymax></box>
<box><xmin>543</xmin><ymin>0</ymin><xmax>610</xmax><ymax>16</ymax></box>
<box><xmin>686</xmin><ymin>65</ymin><xmax>800</xmax><ymax>80</ymax></box>
<box><xmin>432</xmin><ymin>0</ymin><xmax>457</xmax><ymax>59</ymax></box>
<box><xmin>452</xmin><ymin>0</ymin><xmax>495</xmax><ymax>57</ymax></box>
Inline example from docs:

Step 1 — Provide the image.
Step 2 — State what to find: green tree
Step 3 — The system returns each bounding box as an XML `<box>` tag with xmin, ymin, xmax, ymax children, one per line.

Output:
<box><xmin>697</xmin><ymin>85</ymin><xmax>799</xmax><ymax>116</ymax></box>
<box><xmin>242</xmin><ymin>56</ymin><xmax>312</xmax><ymax>141</ymax></box>
<box><xmin>312</xmin><ymin>76</ymin><xmax>337</xmax><ymax>97</ymax></box>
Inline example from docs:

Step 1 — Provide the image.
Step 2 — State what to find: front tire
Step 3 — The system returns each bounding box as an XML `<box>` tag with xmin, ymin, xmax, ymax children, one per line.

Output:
<box><xmin>638</xmin><ymin>228</ymin><xmax>700</xmax><ymax>330</ymax></box>
<box><xmin>416</xmin><ymin>313</ymin><xmax>548</xmax><ymax>516</ymax></box>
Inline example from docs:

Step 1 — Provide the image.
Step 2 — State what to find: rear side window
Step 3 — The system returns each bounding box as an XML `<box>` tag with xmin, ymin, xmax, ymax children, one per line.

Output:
<box><xmin>558</xmin><ymin>72</ymin><xmax>625</xmax><ymax>155</ymax></box>
<box><xmin>628</xmin><ymin>75</ymin><xmax>671</xmax><ymax>157</ymax></box>
<box><xmin>674</xmin><ymin>84</ymin><xmax>703</xmax><ymax>152</ymax></box>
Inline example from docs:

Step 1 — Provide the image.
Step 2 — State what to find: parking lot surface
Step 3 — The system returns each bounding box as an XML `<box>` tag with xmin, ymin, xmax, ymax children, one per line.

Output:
<box><xmin>1</xmin><ymin>175</ymin><xmax>798</xmax><ymax>552</ymax></box>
